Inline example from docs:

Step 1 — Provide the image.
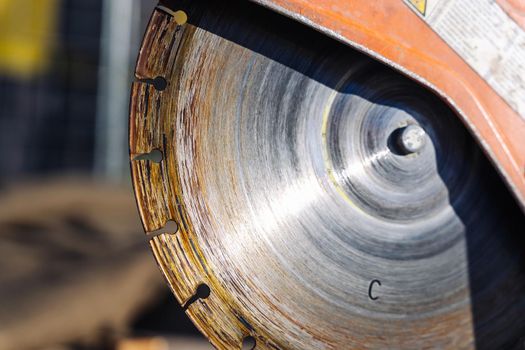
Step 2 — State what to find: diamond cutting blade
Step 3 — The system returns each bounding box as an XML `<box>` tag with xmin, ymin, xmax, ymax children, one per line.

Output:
<box><xmin>130</xmin><ymin>1</ymin><xmax>525</xmax><ymax>349</ymax></box>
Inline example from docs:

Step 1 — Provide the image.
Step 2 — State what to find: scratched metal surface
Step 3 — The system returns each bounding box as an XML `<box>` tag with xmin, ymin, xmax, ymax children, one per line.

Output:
<box><xmin>130</xmin><ymin>1</ymin><xmax>525</xmax><ymax>349</ymax></box>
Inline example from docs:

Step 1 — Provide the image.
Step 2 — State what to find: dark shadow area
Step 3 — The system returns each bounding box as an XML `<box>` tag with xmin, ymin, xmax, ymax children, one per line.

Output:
<box><xmin>461</xmin><ymin>164</ymin><xmax>525</xmax><ymax>349</ymax></box>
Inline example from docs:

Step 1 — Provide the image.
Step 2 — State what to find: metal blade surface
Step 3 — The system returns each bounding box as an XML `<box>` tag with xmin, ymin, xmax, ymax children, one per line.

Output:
<box><xmin>131</xmin><ymin>1</ymin><xmax>525</xmax><ymax>348</ymax></box>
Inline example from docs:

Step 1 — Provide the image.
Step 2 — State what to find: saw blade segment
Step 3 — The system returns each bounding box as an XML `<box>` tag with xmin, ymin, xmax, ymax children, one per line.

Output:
<box><xmin>130</xmin><ymin>1</ymin><xmax>525</xmax><ymax>349</ymax></box>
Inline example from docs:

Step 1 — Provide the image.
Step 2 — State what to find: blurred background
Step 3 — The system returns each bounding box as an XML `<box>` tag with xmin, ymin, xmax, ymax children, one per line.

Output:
<box><xmin>0</xmin><ymin>0</ymin><xmax>211</xmax><ymax>349</ymax></box>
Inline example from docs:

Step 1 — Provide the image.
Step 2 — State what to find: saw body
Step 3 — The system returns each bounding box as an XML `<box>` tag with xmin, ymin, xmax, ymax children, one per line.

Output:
<box><xmin>130</xmin><ymin>1</ymin><xmax>525</xmax><ymax>349</ymax></box>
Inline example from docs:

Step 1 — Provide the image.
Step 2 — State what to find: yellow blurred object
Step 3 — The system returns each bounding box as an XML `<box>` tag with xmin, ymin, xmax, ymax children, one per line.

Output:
<box><xmin>0</xmin><ymin>0</ymin><xmax>59</xmax><ymax>78</ymax></box>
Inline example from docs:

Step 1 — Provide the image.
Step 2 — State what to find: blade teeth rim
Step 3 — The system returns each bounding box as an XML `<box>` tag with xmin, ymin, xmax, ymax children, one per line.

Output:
<box><xmin>130</xmin><ymin>7</ymin><xmax>272</xmax><ymax>349</ymax></box>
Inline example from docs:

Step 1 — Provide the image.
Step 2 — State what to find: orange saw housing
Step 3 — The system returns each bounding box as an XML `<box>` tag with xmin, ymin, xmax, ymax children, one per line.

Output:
<box><xmin>250</xmin><ymin>0</ymin><xmax>525</xmax><ymax>209</ymax></box>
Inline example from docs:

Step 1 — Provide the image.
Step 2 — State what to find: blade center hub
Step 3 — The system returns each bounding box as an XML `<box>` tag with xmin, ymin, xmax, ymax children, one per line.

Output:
<box><xmin>395</xmin><ymin>124</ymin><xmax>427</xmax><ymax>154</ymax></box>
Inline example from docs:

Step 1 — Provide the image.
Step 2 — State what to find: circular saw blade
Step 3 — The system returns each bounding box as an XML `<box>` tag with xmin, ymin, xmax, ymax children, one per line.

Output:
<box><xmin>130</xmin><ymin>1</ymin><xmax>525</xmax><ymax>349</ymax></box>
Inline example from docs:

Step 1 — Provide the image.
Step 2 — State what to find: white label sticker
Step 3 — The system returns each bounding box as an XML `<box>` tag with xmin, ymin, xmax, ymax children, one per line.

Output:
<box><xmin>404</xmin><ymin>0</ymin><xmax>525</xmax><ymax>119</ymax></box>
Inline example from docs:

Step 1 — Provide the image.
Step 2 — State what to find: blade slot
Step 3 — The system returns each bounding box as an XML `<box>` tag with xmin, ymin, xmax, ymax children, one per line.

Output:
<box><xmin>132</xmin><ymin>149</ymin><xmax>163</xmax><ymax>163</ymax></box>
<box><xmin>182</xmin><ymin>283</ymin><xmax>211</xmax><ymax>310</ymax></box>
<box><xmin>146</xmin><ymin>219</ymin><xmax>178</xmax><ymax>237</ymax></box>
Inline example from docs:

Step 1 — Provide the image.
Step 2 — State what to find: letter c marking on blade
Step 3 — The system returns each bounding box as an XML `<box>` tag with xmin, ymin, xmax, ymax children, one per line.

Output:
<box><xmin>369</xmin><ymin>279</ymin><xmax>381</xmax><ymax>300</ymax></box>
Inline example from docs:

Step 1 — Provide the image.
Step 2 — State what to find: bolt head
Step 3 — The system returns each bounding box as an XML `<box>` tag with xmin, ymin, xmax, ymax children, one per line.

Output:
<box><xmin>399</xmin><ymin>124</ymin><xmax>426</xmax><ymax>154</ymax></box>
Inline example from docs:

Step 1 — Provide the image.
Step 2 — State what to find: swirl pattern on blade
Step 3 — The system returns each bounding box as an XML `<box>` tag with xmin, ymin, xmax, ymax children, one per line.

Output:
<box><xmin>132</xmin><ymin>1</ymin><xmax>525</xmax><ymax>349</ymax></box>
